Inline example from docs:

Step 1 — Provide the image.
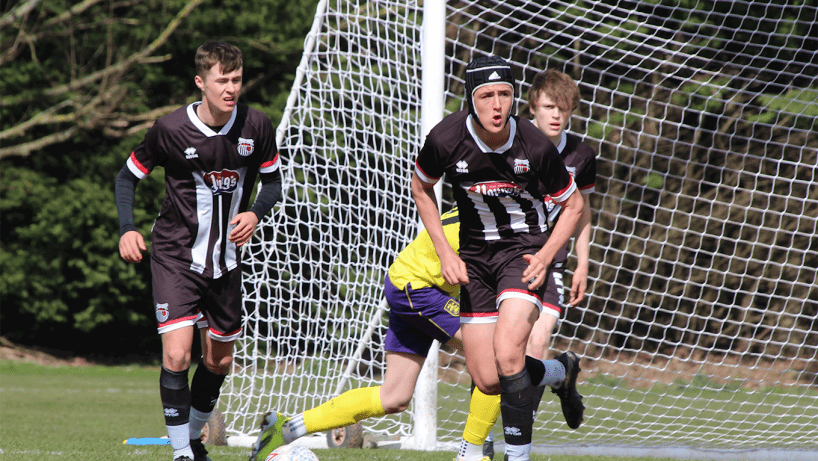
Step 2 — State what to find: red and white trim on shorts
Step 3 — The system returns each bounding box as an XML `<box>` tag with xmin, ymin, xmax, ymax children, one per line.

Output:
<box><xmin>207</xmin><ymin>327</ymin><xmax>242</xmax><ymax>342</ymax></box>
<box><xmin>459</xmin><ymin>311</ymin><xmax>499</xmax><ymax>324</ymax></box>
<box><xmin>194</xmin><ymin>313</ymin><xmax>241</xmax><ymax>342</ymax></box>
<box><xmin>157</xmin><ymin>314</ymin><xmax>199</xmax><ymax>335</ymax></box>
<box><xmin>542</xmin><ymin>302</ymin><xmax>562</xmax><ymax>320</ymax></box>
<box><xmin>497</xmin><ymin>289</ymin><xmax>544</xmax><ymax>313</ymax></box>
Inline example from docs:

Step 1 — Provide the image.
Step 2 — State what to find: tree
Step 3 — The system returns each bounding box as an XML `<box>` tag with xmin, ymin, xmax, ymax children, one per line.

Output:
<box><xmin>0</xmin><ymin>0</ymin><xmax>319</xmax><ymax>353</ymax></box>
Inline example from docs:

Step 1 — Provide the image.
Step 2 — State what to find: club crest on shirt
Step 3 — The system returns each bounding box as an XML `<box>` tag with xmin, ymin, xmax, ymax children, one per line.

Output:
<box><xmin>204</xmin><ymin>169</ymin><xmax>240</xmax><ymax>195</ymax></box>
<box><xmin>513</xmin><ymin>158</ymin><xmax>530</xmax><ymax>174</ymax></box>
<box><xmin>469</xmin><ymin>181</ymin><xmax>523</xmax><ymax>198</ymax></box>
<box><xmin>444</xmin><ymin>299</ymin><xmax>460</xmax><ymax>317</ymax></box>
<box><xmin>237</xmin><ymin>137</ymin><xmax>254</xmax><ymax>156</ymax></box>
<box><xmin>156</xmin><ymin>303</ymin><xmax>169</xmax><ymax>322</ymax></box>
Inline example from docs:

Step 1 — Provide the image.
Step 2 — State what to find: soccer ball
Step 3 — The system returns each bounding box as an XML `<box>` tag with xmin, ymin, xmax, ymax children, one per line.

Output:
<box><xmin>265</xmin><ymin>446</ymin><xmax>319</xmax><ymax>461</ymax></box>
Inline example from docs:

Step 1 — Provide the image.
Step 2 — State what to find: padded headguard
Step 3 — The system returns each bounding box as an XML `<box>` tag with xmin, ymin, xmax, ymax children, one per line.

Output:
<box><xmin>465</xmin><ymin>55</ymin><xmax>516</xmax><ymax>128</ymax></box>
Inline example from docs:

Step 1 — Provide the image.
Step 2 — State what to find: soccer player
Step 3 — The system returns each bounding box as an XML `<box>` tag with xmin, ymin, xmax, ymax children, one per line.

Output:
<box><xmin>249</xmin><ymin>208</ymin><xmax>464</xmax><ymax>461</ymax></box>
<box><xmin>116</xmin><ymin>41</ymin><xmax>282</xmax><ymax>461</ymax></box>
<box><xmin>456</xmin><ymin>68</ymin><xmax>596</xmax><ymax>461</ymax></box>
<box><xmin>412</xmin><ymin>55</ymin><xmax>585</xmax><ymax>461</ymax></box>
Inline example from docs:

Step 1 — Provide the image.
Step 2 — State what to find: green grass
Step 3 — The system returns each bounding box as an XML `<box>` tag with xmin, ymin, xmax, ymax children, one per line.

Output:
<box><xmin>0</xmin><ymin>361</ymin><xmax>738</xmax><ymax>461</ymax></box>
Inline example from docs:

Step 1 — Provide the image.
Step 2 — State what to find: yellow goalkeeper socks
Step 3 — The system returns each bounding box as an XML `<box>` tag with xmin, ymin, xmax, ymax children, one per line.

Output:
<box><xmin>462</xmin><ymin>386</ymin><xmax>501</xmax><ymax>445</ymax></box>
<box><xmin>302</xmin><ymin>386</ymin><xmax>385</xmax><ymax>433</ymax></box>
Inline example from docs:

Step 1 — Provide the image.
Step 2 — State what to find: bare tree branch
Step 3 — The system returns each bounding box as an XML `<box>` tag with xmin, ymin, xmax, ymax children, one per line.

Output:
<box><xmin>0</xmin><ymin>0</ymin><xmax>44</xmax><ymax>29</ymax></box>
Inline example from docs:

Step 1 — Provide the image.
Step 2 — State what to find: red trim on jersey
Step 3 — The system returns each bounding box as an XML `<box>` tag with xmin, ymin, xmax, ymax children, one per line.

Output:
<box><xmin>129</xmin><ymin>151</ymin><xmax>150</xmax><ymax>176</ymax></box>
<box><xmin>415</xmin><ymin>161</ymin><xmax>441</xmax><ymax>182</ymax></box>
<box><xmin>551</xmin><ymin>176</ymin><xmax>576</xmax><ymax>202</ymax></box>
<box><xmin>158</xmin><ymin>314</ymin><xmax>199</xmax><ymax>329</ymax></box>
<box><xmin>260</xmin><ymin>153</ymin><xmax>279</xmax><ymax>169</ymax></box>
<box><xmin>579</xmin><ymin>183</ymin><xmax>595</xmax><ymax>192</ymax></box>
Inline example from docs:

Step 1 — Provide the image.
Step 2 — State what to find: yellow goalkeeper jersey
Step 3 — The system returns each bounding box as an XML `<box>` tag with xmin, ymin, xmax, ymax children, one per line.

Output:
<box><xmin>388</xmin><ymin>208</ymin><xmax>461</xmax><ymax>297</ymax></box>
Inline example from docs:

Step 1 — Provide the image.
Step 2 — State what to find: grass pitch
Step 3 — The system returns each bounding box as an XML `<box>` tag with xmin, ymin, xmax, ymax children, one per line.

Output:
<box><xmin>0</xmin><ymin>360</ymin><xmax>695</xmax><ymax>461</ymax></box>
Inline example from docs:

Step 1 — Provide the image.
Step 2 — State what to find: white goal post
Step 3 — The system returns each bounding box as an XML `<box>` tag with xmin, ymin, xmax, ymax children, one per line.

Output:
<box><xmin>225</xmin><ymin>1</ymin><xmax>818</xmax><ymax>459</ymax></box>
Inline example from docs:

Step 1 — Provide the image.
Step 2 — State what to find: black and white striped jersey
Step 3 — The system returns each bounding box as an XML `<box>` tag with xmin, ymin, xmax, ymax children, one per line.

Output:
<box><xmin>415</xmin><ymin>110</ymin><xmax>576</xmax><ymax>241</ymax></box>
<box><xmin>126</xmin><ymin>102</ymin><xmax>280</xmax><ymax>278</ymax></box>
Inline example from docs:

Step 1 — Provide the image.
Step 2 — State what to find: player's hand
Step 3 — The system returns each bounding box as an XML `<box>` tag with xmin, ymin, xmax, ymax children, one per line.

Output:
<box><xmin>229</xmin><ymin>211</ymin><xmax>260</xmax><ymax>247</ymax></box>
<box><xmin>522</xmin><ymin>253</ymin><xmax>548</xmax><ymax>290</ymax></box>
<box><xmin>439</xmin><ymin>250</ymin><xmax>469</xmax><ymax>286</ymax></box>
<box><xmin>119</xmin><ymin>230</ymin><xmax>147</xmax><ymax>263</ymax></box>
<box><xmin>568</xmin><ymin>265</ymin><xmax>588</xmax><ymax>306</ymax></box>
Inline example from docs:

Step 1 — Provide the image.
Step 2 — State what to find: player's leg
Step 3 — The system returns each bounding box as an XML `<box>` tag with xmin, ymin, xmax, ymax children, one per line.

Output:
<box><xmin>189</xmin><ymin>267</ymin><xmax>242</xmax><ymax>461</ymax></box>
<box><xmin>526</xmin><ymin>267</ymin><xmax>585</xmax><ymax>429</ymax></box>
<box><xmin>286</xmin><ymin>350</ymin><xmax>425</xmax><ymax>444</ymax></box>
<box><xmin>153</xmin><ymin>257</ymin><xmax>205</xmax><ymax>461</ymax></box>
<box><xmin>251</xmin><ymin>278</ymin><xmax>461</xmax><ymax>461</ymax></box>
<box><xmin>495</xmin><ymin>297</ymin><xmax>539</xmax><ymax>461</ymax></box>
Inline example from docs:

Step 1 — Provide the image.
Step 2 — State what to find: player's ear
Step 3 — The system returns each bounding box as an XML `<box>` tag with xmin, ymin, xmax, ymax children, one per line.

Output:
<box><xmin>194</xmin><ymin>74</ymin><xmax>205</xmax><ymax>91</ymax></box>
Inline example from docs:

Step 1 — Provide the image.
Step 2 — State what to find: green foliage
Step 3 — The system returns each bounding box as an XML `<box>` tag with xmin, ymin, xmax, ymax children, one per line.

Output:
<box><xmin>0</xmin><ymin>0</ymin><xmax>319</xmax><ymax>352</ymax></box>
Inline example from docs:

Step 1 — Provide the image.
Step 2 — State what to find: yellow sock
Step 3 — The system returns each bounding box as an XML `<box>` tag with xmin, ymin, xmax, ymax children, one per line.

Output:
<box><xmin>462</xmin><ymin>387</ymin><xmax>501</xmax><ymax>445</ymax></box>
<box><xmin>302</xmin><ymin>386</ymin><xmax>385</xmax><ymax>433</ymax></box>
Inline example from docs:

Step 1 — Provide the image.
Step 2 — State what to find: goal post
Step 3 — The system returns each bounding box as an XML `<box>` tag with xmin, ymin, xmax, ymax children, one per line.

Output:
<box><xmin>227</xmin><ymin>1</ymin><xmax>818</xmax><ymax>459</ymax></box>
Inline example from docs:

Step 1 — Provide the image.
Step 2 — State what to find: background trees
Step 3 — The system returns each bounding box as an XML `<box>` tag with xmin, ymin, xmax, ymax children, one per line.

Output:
<box><xmin>0</xmin><ymin>0</ymin><xmax>319</xmax><ymax>355</ymax></box>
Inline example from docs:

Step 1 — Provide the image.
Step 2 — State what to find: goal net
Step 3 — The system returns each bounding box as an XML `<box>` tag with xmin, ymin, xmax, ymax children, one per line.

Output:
<box><xmin>226</xmin><ymin>0</ymin><xmax>818</xmax><ymax>458</ymax></box>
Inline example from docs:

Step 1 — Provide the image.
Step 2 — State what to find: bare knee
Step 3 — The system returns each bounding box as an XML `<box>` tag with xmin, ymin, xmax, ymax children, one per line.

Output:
<box><xmin>163</xmin><ymin>347</ymin><xmax>192</xmax><ymax>371</ymax></box>
<box><xmin>379</xmin><ymin>389</ymin><xmax>413</xmax><ymax>414</ymax></box>
<box><xmin>203</xmin><ymin>353</ymin><xmax>232</xmax><ymax>375</ymax></box>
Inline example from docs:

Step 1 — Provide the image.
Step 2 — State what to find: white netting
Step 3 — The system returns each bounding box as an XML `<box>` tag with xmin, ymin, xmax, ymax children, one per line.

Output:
<box><xmin>227</xmin><ymin>0</ymin><xmax>818</xmax><ymax>457</ymax></box>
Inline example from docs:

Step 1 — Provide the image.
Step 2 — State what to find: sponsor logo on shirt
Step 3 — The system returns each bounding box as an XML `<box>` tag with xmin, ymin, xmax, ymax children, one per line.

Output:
<box><xmin>156</xmin><ymin>303</ymin><xmax>169</xmax><ymax>322</ymax></box>
<box><xmin>238</xmin><ymin>137</ymin><xmax>254</xmax><ymax>156</ymax></box>
<box><xmin>185</xmin><ymin>147</ymin><xmax>198</xmax><ymax>159</ymax></box>
<box><xmin>514</xmin><ymin>158</ymin><xmax>530</xmax><ymax>174</ymax></box>
<box><xmin>204</xmin><ymin>170</ymin><xmax>240</xmax><ymax>195</ymax></box>
<box><xmin>469</xmin><ymin>181</ymin><xmax>523</xmax><ymax>198</ymax></box>
<box><xmin>456</xmin><ymin>160</ymin><xmax>469</xmax><ymax>173</ymax></box>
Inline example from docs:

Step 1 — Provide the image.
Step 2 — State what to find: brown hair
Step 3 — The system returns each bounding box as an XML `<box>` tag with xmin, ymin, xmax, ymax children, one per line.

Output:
<box><xmin>195</xmin><ymin>41</ymin><xmax>243</xmax><ymax>78</ymax></box>
<box><xmin>527</xmin><ymin>69</ymin><xmax>580</xmax><ymax>113</ymax></box>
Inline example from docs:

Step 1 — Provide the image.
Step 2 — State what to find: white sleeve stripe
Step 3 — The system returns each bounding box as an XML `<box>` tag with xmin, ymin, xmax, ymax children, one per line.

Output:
<box><xmin>126</xmin><ymin>157</ymin><xmax>148</xmax><ymax>180</ymax></box>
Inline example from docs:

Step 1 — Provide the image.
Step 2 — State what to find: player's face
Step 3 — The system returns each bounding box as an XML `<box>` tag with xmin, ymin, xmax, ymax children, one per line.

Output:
<box><xmin>530</xmin><ymin>92</ymin><xmax>570</xmax><ymax>143</ymax></box>
<box><xmin>472</xmin><ymin>83</ymin><xmax>513</xmax><ymax>134</ymax></box>
<box><xmin>196</xmin><ymin>63</ymin><xmax>243</xmax><ymax>116</ymax></box>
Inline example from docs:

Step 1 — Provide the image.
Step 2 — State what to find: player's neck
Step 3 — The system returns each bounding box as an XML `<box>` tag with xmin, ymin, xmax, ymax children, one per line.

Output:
<box><xmin>196</xmin><ymin>101</ymin><xmax>232</xmax><ymax>126</ymax></box>
<box><xmin>473</xmin><ymin>120</ymin><xmax>511</xmax><ymax>151</ymax></box>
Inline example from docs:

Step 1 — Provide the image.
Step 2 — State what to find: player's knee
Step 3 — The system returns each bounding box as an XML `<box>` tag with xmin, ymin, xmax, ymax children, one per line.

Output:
<box><xmin>203</xmin><ymin>353</ymin><xmax>232</xmax><ymax>375</ymax></box>
<box><xmin>163</xmin><ymin>350</ymin><xmax>192</xmax><ymax>371</ymax></box>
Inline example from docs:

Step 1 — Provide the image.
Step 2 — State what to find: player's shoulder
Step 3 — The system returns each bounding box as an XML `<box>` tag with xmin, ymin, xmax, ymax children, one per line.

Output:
<box><xmin>565</xmin><ymin>132</ymin><xmax>596</xmax><ymax>157</ymax></box>
<box><xmin>153</xmin><ymin>104</ymin><xmax>191</xmax><ymax>129</ymax></box>
<box><xmin>430</xmin><ymin>110</ymin><xmax>469</xmax><ymax>138</ymax></box>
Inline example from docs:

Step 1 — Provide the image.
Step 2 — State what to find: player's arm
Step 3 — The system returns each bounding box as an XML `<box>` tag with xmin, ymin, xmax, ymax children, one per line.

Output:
<box><xmin>522</xmin><ymin>188</ymin><xmax>583</xmax><ymax>288</ymax></box>
<box><xmin>115</xmin><ymin>165</ymin><xmax>147</xmax><ymax>263</ymax></box>
<box><xmin>229</xmin><ymin>170</ymin><xmax>282</xmax><ymax>246</ymax></box>
<box><xmin>411</xmin><ymin>172</ymin><xmax>469</xmax><ymax>286</ymax></box>
<box><xmin>568</xmin><ymin>192</ymin><xmax>592</xmax><ymax>305</ymax></box>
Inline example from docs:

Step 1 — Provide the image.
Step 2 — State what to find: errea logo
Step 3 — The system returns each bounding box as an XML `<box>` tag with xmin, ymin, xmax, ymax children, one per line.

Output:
<box><xmin>185</xmin><ymin>147</ymin><xmax>198</xmax><ymax>159</ymax></box>
<box><xmin>456</xmin><ymin>160</ymin><xmax>469</xmax><ymax>173</ymax></box>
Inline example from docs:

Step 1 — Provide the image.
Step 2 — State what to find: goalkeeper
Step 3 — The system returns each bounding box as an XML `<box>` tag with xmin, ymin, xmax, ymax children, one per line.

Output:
<box><xmin>455</xmin><ymin>68</ymin><xmax>596</xmax><ymax>461</ymax></box>
<box><xmin>250</xmin><ymin>208</ymin><xmax>465</xmax><ymax>461</ymax></box>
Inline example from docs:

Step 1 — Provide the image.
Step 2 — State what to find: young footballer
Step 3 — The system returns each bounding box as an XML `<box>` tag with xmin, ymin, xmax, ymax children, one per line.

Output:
<box><xmin>412</xmin><ymin>55</ymin><xmax>585</xmax><ymax>461</ymax></box>
<box><xmin>116</xmin><ymin>41</ymin><xmax>282</xmax><ymax>461</ymax></box>
<box><xmin>249</xmin><ymin>208</ymin><xmax>464</xmax><ymax>461</ymax></box>
<box><xmin>457</xmin><ymin>68</ymin><xmax>595</xmax><ymax>461</ymax></box>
